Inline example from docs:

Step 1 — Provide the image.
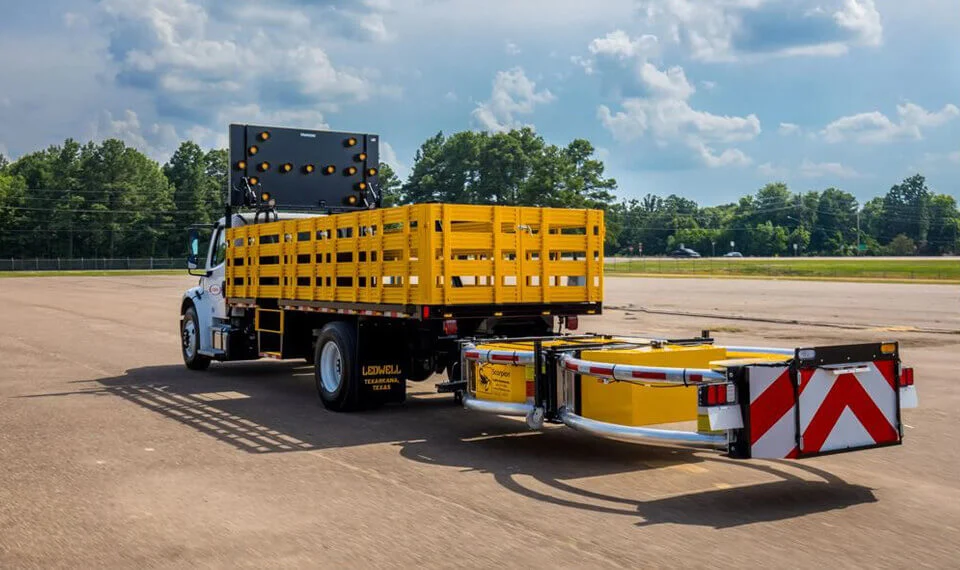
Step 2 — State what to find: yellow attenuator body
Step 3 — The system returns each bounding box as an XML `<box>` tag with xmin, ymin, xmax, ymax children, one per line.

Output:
<box><xmin>472</xmin><ymin>342</ymin><xmax>789</xmax><ymax>427</ymax></box>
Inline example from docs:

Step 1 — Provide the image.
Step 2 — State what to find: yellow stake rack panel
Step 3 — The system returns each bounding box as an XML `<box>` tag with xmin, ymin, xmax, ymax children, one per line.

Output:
<box><xmin>225</xmin><ymin>203</ymin><xmax>604</xmax><ymax>309</ymax></box>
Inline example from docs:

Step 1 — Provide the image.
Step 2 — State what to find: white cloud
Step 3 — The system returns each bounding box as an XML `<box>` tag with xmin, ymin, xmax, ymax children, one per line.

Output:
<box><xmin>779</xmin><ymin>122</ymin><xmax>801</xmax><ymax>135</ymax></box>
<box><xmin>472</xmin><ymin>67</ymin><xmax>555</xmax><ymax>132</ymax></box>
<box><xmin>98</xmin><ymin>0</ymin><xmax>380</xmax><ymax>130</ymax></box>
<box><xmin>757</xmin><ymin>162</ymin><xmax>787</xmax><ymax>177</ymax></box>
<box><xmin>591</xmin><ymin>32</ymin><xmax>760</xmax><ymax>168</ymax></box>
<box><xmin>834</xmin><ymin>0</ymin><xmax>883</xmax><ymax>47</ymax></box>
<box><xmin>359</xmin><ymin>14</ymin><xmax>391</xmax><ymax>42</ymax></box>
<box><xmin>570</xmin><ymin>55</ymin><xmax>595</xmax><ymax>75</ymax></box>
<box><xmin>821</xmin><ymin>102</ymin><xmax>960</xmax><ymax>143</ymax></box>
<box><xmin>505</xmin><ymin>41</ymin><xmax>521</xmax><ymax>55</ymax></box>
<box><xmin>696</xmin><ymin>143</ymin><xmax>752</xmax><ymax>167</ymax></box>
<box><xmin>588</xmin><ymin>30</ymin><xmax>659</xmax><ymax>60</ymax></box>
<box><xmin>91</xmin><ymin>109</ymin><xmax>182</xmax><ymax>161</ymax></box>
<box><xmin>637</xmin><ymin>0</ymin><xmax>883</xmax><ymax>62</ymax></box>
<box><xmin>638</xmin><ymin>62</ymin><xmax>695</xmax><ymax>99</ymax></box>
<box><xmin>700</xmin><ymin>80</ymin><xmax>717</xmax><ymax>90</ymax></box>
<box><xmin>379</xmin><ymin>141</ymin><xmax>408</xmax><ymax>179</ymax></box>
<box><xmin>800</xmin><ymin>159</ymin><xmax>861</xmax><ymax>178</ymax></box>
<box><xmin>444</xmin><ymin>91</ymin><xmax>458</xmax><ymax>102</ymax></box>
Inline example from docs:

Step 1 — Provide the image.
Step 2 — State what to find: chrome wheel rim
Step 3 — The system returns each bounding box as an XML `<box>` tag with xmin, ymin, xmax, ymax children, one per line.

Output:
<box><xmin>182</xmin><ymin>318</ymin><xmax>197</xmax><ymax>359</ymax></box>
<box><xmin>320</xmin><ymin>341</ymin><xmax>343</xmax><ymax>393</ymax></box>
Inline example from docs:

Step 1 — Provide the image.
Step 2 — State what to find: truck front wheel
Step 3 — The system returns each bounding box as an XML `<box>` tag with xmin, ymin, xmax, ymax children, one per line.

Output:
<box><xmin>181</xmin><ymin>306</ymin><xmax>211</xmax><ymax>371</ymax></box>
<box><xmin>314</xmin><ymin>322</ymin><xmax>360</xmax><ymax>412</ymax></box>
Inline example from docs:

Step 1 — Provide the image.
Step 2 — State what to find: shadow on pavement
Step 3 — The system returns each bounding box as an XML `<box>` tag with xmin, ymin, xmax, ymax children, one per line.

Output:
<box><xmin>30</xmin><ymin>361</ymin><xmax>877</xmax><ymax>528</ymax></box>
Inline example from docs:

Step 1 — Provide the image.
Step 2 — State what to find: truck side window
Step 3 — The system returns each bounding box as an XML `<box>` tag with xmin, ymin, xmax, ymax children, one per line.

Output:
<box><xmin>211</xmin><ymin>229</ymin><xmax>227</xmax><ymax>268</ymax></box>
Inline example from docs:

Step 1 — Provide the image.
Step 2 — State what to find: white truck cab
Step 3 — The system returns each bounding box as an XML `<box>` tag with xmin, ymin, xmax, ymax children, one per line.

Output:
<box><xmin>180</xmin><ymin>212</ymin><xmax>319</xmax><ymax>368</ymax></box>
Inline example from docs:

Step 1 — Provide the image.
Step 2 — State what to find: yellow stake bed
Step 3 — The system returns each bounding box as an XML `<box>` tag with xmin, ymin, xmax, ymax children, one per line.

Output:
<box><xmin>225</xmin><ymin>203</ymin><xmax>604</xmax><ymax>313</ymax></box>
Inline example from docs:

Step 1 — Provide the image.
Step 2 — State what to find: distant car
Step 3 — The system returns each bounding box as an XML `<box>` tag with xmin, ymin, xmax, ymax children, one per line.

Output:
<box><xmin>723</xmin><ymin>251</ymin><xmax>743</xmax><ymax>257</ymax></box>
<box><xmin>668</xmin><ymin>248</ymin><xmax>701</xmax><ymax>258</ymax></box>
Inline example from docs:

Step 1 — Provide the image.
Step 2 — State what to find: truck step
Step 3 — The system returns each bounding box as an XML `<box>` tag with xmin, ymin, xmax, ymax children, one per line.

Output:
<box><xmin>436</xmin><ymin>380</ymin><xmax>467</xmax><ymax>393</ymax></box>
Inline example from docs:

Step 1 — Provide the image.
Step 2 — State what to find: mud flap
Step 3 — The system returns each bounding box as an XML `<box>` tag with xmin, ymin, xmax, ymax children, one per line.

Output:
<box><xmin>357</xmin><ymin>320</ymin><xmax>406</xmax><ymax>405</ymax></box>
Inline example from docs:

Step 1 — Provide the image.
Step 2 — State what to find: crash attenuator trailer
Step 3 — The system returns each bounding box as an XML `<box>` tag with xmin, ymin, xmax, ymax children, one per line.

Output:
<box><xmin>180</xmin><ymin>123</ymin><xmax>917</xmax><ymax>460</ymax></box>
<box><xmin>458</xmin><ymin>335</ymin><xmax>917</xmax><ymax>459</ymax></box>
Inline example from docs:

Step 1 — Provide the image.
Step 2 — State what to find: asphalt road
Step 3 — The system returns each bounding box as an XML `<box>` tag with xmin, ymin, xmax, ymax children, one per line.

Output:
<box><xmin>0</xmin><ymin>276</ymin><xmax>957</xmax><ymax>568</ymax></box>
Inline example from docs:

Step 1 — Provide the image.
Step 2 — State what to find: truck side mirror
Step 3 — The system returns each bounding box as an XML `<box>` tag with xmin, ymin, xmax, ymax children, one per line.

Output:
<box><xmin>187</xmin><ymin>229</ymin><xmax>201</xmax><ymax>270</ymax></box>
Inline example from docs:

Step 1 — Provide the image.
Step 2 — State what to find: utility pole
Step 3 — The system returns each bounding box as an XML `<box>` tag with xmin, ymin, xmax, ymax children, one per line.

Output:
<box><xmin>856</xmin><ymin>210</ymin><xmax>861</xmax><ymax>256</ymax></box>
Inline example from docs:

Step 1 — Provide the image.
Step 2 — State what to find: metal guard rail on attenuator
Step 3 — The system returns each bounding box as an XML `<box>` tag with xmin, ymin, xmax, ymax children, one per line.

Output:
<box><xmin>462</xmin><ymin>342</ymin><xmax>793</xmax><ymax>387</ymax></box>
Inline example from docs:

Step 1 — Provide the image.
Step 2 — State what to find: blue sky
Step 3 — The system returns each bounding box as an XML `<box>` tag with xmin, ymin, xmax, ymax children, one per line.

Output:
<box><xmin>1</xmin><ymin>0</ymin><xmax>958</xmax><ymax>205</ymax></box>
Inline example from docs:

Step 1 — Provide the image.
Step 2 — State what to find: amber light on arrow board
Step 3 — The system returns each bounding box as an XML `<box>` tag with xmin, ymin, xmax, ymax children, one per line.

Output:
<box><xmin>324</xmin><ymin>165</ymin><xmax>336</xmax><ymax>175</ymax></box>
<box><xmin>280</xmin><ymin>163</ymin><xmax>293</xmax><ymax>173</ymax></box>
<box><xmin>235</xmin><ymin>160</ymin><xmax>247</xmax><ymax>170</ymax></box>
<box><xmin>367</xmin><ymin>167</ymin><xmax>378</xmax><ymax>177</ymax></box>
<box><xmin>303</xmin><ymin>164</ymin><xmax>315</xmax><ymax>174</ymax></box>
<box><xmin>248</xmin><ymin>145</ymin><xmax>259</xmax><ymax>155</ymax></box>
<box><xmin>344</xmin><ymin>137</ymin><xmax>357</xmax><ymax>147</ymax></box>
<box><xmin>345</xmin><ymin>166</ymin><xmax>358</xmax><ymax>176</ymax></box>
<box><xmin>248</xmin><ymin>176</ymin><xmax>259</xmax><ymax>185</ymax></box>
<box><xmin>258</xmin><ymin>131</ymin><xmax>270</xmax><ymax>141</ymax></box>
<box><xmin>356</xmin><ymin>152</ymin><xmax>367</xmax><ymax>162</ymax></box>
<box><xmin>258</xmin><ymin>161</ymin><xmax>271</xmax><ymax>172</ymax></box>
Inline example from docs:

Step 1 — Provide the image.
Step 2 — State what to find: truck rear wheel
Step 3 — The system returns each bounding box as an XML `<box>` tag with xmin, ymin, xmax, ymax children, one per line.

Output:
<box><xmin>181</xmin><ymin>306</ymin><xmax>211</xmax><ymax>371</ymax></box>
<box><xmin>314</xmin><ymin>322</ymin><xmax>361</xmax><ymax>412</ymax></box>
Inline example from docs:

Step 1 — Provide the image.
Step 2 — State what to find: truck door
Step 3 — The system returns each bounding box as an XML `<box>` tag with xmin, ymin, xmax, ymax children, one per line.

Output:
<box><xmin>201</xmin><ymin>225</ymin><xmax>229</xmax><ymax>321</ymax></box>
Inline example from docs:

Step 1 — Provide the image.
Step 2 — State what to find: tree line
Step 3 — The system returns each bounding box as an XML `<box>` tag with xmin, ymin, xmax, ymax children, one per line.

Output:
<box><xmin>1</xmin><ymin>129</ymin><xmax>957</xmax><ymax>259</ymax></box>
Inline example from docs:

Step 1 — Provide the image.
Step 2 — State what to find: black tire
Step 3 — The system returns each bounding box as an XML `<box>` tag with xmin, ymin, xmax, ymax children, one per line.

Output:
<box><xmin>314</xmin><ymin>322</ymin><xmax>360</xmax><ymax>412</ymax></box>
<box><xmin>181</xmin><ymin>306</ymin><xmax>211</xmax><ymax>371</ymax></box>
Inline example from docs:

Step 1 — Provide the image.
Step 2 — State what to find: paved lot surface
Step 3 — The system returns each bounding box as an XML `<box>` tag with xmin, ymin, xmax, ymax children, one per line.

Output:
<box><xmin>1</xmin><ymin>275</ymin><xmax>957</xmax><ymax>568</ymax></box>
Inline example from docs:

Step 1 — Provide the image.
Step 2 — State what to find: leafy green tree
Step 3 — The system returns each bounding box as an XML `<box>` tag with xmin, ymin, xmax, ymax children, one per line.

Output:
<box><xmin>0</xmin><ymin>171</ymin><xmax>28</xmax><ymax>255</ymax></box>
<box><xmin>927</xmin><ymin>194</ymin><xmax>960</xmax><ymax>254</ymax></box>
<box><xmin>377</xmin><ymin>162</ymin><xmax>402</xmax><ymax>207</ymax></box>
<box><xmin>165</xmin><ymin>141</ymin><xmax>219</xmax><ymax>225</ymax></box>
<box><xmin>811</xmin><ymin>188</ymin><xmax>857</xmax><ymax>253</ymax></box>
<box><xmin>881</xmin><ymin>174</ymin><xmax>930</xmax><ymax>246</ymax></box>
<box><xmin>789</xmin><ymin>225</ymin><xmax>811</xmax><ymax>256</ymax></box>
<box><xmin>887</xmin><ymin>234</ymin><xmax>917</xmax><ymax>256</ymax></box>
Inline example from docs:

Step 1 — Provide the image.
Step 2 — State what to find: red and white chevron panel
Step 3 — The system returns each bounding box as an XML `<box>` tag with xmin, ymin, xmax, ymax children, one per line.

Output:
<box><xmin>747</xmin><ymin>361</ymin><xmax>900</xmax><ymax>459</ymax></box>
